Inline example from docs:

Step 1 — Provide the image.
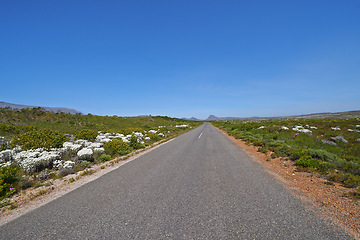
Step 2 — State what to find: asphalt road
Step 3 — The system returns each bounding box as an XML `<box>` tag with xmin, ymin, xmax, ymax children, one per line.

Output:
<box><xmin>0</xmin><ymin>123</ymin><xmax>355</xmax><ymax>239</ymax></box>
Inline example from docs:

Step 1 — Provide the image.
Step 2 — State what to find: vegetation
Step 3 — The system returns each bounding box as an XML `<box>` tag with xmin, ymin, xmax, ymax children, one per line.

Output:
<box><xmin>0</xmin><ymin>107</ymin><xmax>201</xmax><ymax>202</ymax></box>
<box><xmin>103</xmin><ymin>139</ymin><xmax>131</xmax><ymax>156</ymax></box>
<box><xmin>74</xmin><ymin>129</ymin><xmax>98</xmax><ymax>141</ymax></box>
<box><xmin>10</xmin><ymin>129</ymin><xmax>67</xmax><ymax>150</ymax></box>
<box><xmin>0</xmin><ymin>165</ymin><xmax>20</xmax><ymax>199</ymax></box>
<box><xmin>213</xmin><ymin>118</ymin><xmax>360</xmax><ymax>190</ymax></box>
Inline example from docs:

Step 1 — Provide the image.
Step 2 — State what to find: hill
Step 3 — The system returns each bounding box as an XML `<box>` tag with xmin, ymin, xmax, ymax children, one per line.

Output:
<box><xmin>0</xmin><ymin>101</ymin><xmax>82</xmax><ymax>114</ymax></box>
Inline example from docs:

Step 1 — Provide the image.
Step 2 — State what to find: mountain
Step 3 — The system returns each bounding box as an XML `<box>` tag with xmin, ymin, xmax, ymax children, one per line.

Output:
<box><xmin>0</xmin><ymin>101</ymin><xmax>82</xmax><ymax>114</ymax></box>
<box><xmin>182</xmin><ymin>117</ymin><xmax>200</xmax><ymax>121</ymax></box>
<box><xmin>205</xmin><ymin>115</ymin><xmax>220</xmax><ymax>121</ymax></box>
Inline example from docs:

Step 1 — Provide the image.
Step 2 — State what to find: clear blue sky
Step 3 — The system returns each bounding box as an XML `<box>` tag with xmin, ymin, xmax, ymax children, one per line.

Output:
<box><xmin>1</xmin><ymin>0</ymin><xmax>359</xmax><ymax>119</ymax></box>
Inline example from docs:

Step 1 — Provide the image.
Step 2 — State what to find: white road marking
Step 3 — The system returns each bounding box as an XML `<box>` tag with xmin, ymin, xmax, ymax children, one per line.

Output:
<box><xmin>199</xmin><ymin>132</ymin><xmax>203</xmax><ymax>139</ymax></box>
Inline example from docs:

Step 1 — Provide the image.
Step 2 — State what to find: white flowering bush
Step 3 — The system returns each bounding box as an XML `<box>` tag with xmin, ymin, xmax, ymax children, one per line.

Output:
<box><xmin>292</xmin><ymin>125</ymin><xmax>312</xmax><ymax>135</ymax></box>
<box><xmin>63</xmin><ymin>142</ymin><xmax>82</xmax><ymax>152</ymax></box>
<box><xmin>93</xmin><ymin>147</ymin><xmax>104</xmax><ymax>154</ymax></box>
<box><xmin>53</xmin><ymin>160</ymin><xmax>75</xmax><ymax>170</ymax></box>
<box><xmin>176</xmin><ymin>124</ymin><xmax>188</xmax><ymax>128</ymax></box>
<box><xmin>77</xmin><ymin>148</ymin><xmax>93</xmax><ymax>161</ymax></box>
<box><xmin>75</xmin><ymin>139</ymin><xmax>91</xmax><ymax>147</ymax></box>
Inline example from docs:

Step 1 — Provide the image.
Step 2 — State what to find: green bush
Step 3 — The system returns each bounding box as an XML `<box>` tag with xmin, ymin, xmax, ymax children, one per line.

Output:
<box><xmin>79</xmin><ymin>161</ymin><xmax>92</xmax><ymax>169</ymax></box>
<box><xmin>10</xmin><ymin>129</ymin><xmax>67</xmax><ymax>150</ymax></box>
<box><xmin>130</xmin><ymin>136</ymin><xmax>145</xmax><ymax>150</ymax></box>
<box><xmin>343</xmin><ymin>174</ymin><xmax>360</xmax><ymax>188</ymax></box>
<box><xmin>99</xmin><ymin>154</ymin><xmax>111</xmax><ymax>162</ymax></box>
<box><xmin>75</xmin><ymin>129</ymin><xmax>98</xmax><ymax>141</ymax></box>
<box><xmin>146</xmin><ymin>132</ymin><xmax>161</xmax><ymax>142</ymax></box>
<box><xmin>0</xmin><ymin>123</ymin><xmax>38</xmax><ymax>136</ymax></box>
<box><xmin>257</xmin><ymin>147</ymin><xmax>268</xmax><ymax>154</ymax></box>
<box><xmin>317</xmin><ymin>161</ymin><xmax>335</xmax><ymax>173</ymax></box>
<box><xmin>104</xmin><ymin>139</ymin><xmax>131</xmax><ymax>156</ymax></box>
<box><xmin>295</xmin><ymin>156</ymin><xmax>320</xmax><ymax>169</ymax></box>
<box><xmin>308</xmin><ymin>149</ymin><xmax>341</xmax><ymax>163</ymax></box>
<box><xmin>0</xmin><ymin>165</ymin><xmax>20</xmax><ymax>199</ymax></box>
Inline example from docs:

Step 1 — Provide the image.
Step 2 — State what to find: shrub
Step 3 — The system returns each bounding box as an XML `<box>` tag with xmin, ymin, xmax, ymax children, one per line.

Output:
<box><xmin>295</xmin><ymin>156</ymin><xmax>320</xmax><ymax>169</ymax></box>
<box><xmin>146</xmin><ymin>132</ymin><xmax>161</xmax><ymax>142</ymax></box>
<box><xmin>75</xmin><ymin>129</ymin><xmax>98</xmax><ymax>141</ymax></box>
<box><xmin>343</xmin><ymin>174</ymin><xmax>360</xmax><ymax>188</ymax></box>
<box><xmin>99</xmin><ymin>154</ymin><xmax>111</xmax><ymax>162</ymax></box>
<box><xmin>257</xmin><ymin>147</ymin><xmax>268</xmax><ymax>154</ymax></box>
<box><xmin>317</xmin><ymin>161</ymin><xmax>335</xmax><ymax>173</ymax></box>
<box><xmin>0</xmin><ymin>165</ymin><xmax>20</xmax><ymax>199</ymax></box>
<box><xmin>119</xmin><ymin>128</ymin><xmax>144</xmax><ymax>136</ymax></box>
<box><xmin>130</xmin><ymin>136</ymin><xmax>145</xmax><ymax>150</ymax></box>
<box><xmin>79</xmin><ymin>161</ymin><xmax>92</xmax><ymax>169</ymax></box>
<box><xmin>308</xmin><ymin>149</ymin><xmax>341</xmax><ymax>163</ymax></box>
<box><xmin>104</xmin><ymin>139</ymin><xmax>131</xmax><ymax>156</ymax></box>
<box><xmin>59</xmin><ymin>168</ymin><xmax>75</xmax><ymax>177</ymax></box>
<box><xmin>10</xmin><ymin>129</ymin><xmax>67</xmax><ymax>150</ymax></box>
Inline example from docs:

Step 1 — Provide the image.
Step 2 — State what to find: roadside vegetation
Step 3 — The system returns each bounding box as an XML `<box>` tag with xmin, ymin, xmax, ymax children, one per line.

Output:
<box><xmin>213</xmin><ymin>118</ymin><xmax>360</xmax><ymax>198</ymax></box>
<box><xmin>0</xmin><ymin>107</ymin><xmax>201</xmax><ymax>204</ymax></box>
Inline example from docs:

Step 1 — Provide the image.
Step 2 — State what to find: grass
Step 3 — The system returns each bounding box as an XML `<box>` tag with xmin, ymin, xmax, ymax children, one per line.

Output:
<box><xmin>213</xmin><ymin>117</ymin><xmax>360</xmax><ymax>188</ymax></box>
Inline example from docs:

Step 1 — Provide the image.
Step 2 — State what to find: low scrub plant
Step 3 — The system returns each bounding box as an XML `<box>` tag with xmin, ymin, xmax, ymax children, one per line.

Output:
<box><xmin>98</xmin><ymin>154</ymin><xmax>111</xmax><ymax>162</ymax></box>
<box><xmin>104</xmin><ymin>139</ymin><xmax>131</xmax><ymax>156</ymax></box>
<box><xmin>10</xmin><ymin>129</ymin><xmax>67</xmax><ymax>150</ymax></box>
<box><xmin>79</xmin><ymin>161</ymin><xmax>92</xmax><ymax>169</ymax></box>
<box><xmin>0</xmin><ymin>165</ymin><xmax>20</xmax><ymax>199</ymax></box>
<box><xmin>146</xmin><ymin>132</ymin><xmax>161</xmax><ymax>142</ymax></box>
<box><xmin>75</xmin><ymin>129</ymin><xmax>98</xmax><ymax>141</ymax></box>
<box><xmin>129</xmin><ymin>136</ymin><xmax>145</xmax><ymax>150</ymax></box>
<box><xmin>295</xmin><ymin>156</ymin><xmax>320</xmax><ymax>169</ymax></box>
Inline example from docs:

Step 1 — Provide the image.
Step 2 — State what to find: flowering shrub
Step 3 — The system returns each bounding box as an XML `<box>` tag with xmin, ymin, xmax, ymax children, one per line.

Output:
<box><xmin>63</xmin><ymin>142</ymin><xmax>82</xmax><ymax>151</ymax></box>
<box><xmin>77</xmin><ymin>148</ymin><xmax>93</xmax><ymax>161</ymax></box>
<box><xmin>104</xmin><ymin>139</ymin><xmax>131</xmax><ymax>156</ymax></box>
<box><xmin>53</xmin><ymin>160</ymin><xmax>75</xmax><ymax>170</ymax></box>
<box><xmin>130</xmin><ymin>136</ymin><xmax>144</xmax><ymax>150</ymax></box>
<box><xmin>0</xmin><ymin>165</ymin><xmax>20</xmax><ymax>199</ymax></box>
<box><xmin>75</xmin><ymin>129</ymin><xmax>98</xmax><ymax>141</ymax></box>
<box><xmin>14</xmin><ymin>149</ymin><xmax>62</xmax><ymax>173</ymax></box>
<box><xmin>11</xmin><ymin>129</ymin><xmax>67</xmax><ymax>150</ymax></box>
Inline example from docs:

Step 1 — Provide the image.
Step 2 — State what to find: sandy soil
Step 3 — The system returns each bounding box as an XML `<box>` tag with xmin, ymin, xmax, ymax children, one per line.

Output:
<box><xmin>216</xmin><ymin>127</ymin><xmax>360</xmax><ymax>239</ymax></box>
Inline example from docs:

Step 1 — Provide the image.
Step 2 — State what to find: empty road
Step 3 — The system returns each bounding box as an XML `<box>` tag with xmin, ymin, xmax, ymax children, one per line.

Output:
<box><xmin>0</xmin><ymin>123</ymin><xmax>354</xmax><ymax>239</ymax></box>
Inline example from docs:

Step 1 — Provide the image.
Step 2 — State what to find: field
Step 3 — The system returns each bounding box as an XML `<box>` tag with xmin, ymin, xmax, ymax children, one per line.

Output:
<box><xmin>0</xmin><ymin>107</ymin><xmax>201</xmax><ymax>203</ymax></box>
<box><xmin>212</xmin><ymin>117</ymin><xmax>360</xmax><ymax>196</ymax></box>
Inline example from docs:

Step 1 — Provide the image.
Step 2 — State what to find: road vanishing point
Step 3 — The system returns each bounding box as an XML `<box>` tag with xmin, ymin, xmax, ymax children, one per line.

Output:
<box><xmin>0</xmin><ymin>123</ymin><xmax>355</xmax><ymax>239</ymax></box>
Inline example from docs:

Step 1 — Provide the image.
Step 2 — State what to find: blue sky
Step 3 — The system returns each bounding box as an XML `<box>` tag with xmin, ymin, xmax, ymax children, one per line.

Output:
<box><xmin>1</xmin><ymin>0</ymin><xmax>359</xmax><ymax>119</ymax></box>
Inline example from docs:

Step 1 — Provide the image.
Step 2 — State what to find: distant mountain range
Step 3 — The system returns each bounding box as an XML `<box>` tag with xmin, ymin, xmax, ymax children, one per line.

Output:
<box><xmin>183</xmin><ymin>110</ymin><xmax>360</xmax><ymax>121</ymax></box>
<box><xmin>0</xmin><ymin>101</ymin><xmax>82</xmax><ymax>114</ymax></box>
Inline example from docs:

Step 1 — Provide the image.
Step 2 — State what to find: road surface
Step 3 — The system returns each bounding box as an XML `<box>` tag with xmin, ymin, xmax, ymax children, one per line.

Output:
<box><xmin>0</xmin><ymin>123</ymin><xmax>354</xmax><ymax>239</ymax></box>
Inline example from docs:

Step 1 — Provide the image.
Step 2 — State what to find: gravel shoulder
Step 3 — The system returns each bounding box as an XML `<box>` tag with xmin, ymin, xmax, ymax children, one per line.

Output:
<box><xmin>216</xmin><ymin>126</ymin><xmax>360</xmax><ymax>239</ymax></box>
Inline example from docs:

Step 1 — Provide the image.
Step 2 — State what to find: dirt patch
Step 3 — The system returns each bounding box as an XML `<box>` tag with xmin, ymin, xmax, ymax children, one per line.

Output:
<box><xmin>216</xmin><ymin>127</ymin><xmax>360</xmax><ymax>239</ymax></box>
